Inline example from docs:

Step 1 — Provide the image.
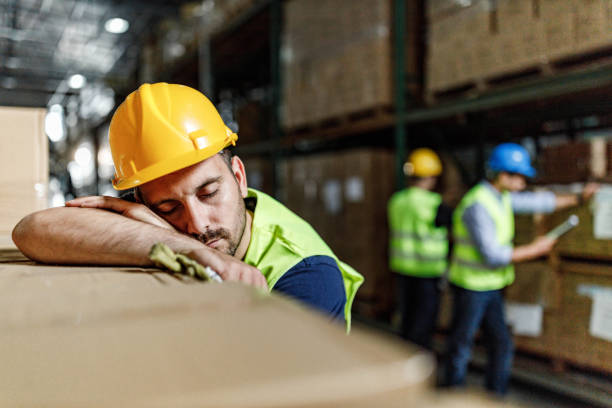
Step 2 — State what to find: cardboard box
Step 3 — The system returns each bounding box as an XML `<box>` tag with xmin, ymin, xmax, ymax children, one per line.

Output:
<box><xmin>556</xmin><ymin>262</ymin><xmax>612</xmax><ymax>375</ymax></box>
<box><xmin>282</xmin><ymin>0</ymin><xmax>399</xmax><ymax>128</ymax></box>
<box><xmin>536</xmin><ymin>140</ymin><xmax>606</xmax><ymax>184</ymax></box>
<box><xmin>0</xmin><ymin>248</ymin><xmax>437</xmax><ymax>406</ymax></box>
<box><xmin>540</xmin><ymin>0</ymin><xmax>576</xmax><ymax>59</ymax></box>
<box><xmin>279</xmin><ymin>148</ymin><xmax>395</xmax><ymax>315</ymax></box>
<box><xmin>0</xmin><ymin>107</ymin><xmax>48</xmax><ymax>238</ymax></box>
<box><xmin>548</xmin><ymin>203</ymin><xmax>612</xmax><ymax>261</ymax></box>
<box><xmin>243</xmin><ymin>156</ymin><xmax>274</xmax><ymax>197</ymax></box>
<box><xmin>574</xmin><ymin>0</ymin><xmax>608</xmax><ymax>54</ymax></box>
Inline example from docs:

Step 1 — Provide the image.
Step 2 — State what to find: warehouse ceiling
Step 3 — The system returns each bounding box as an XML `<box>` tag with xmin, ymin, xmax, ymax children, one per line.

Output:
<box><xmin>0</xmin><ymin>0</ymin><xmax>192</xmax><ymax>108</ymax></box>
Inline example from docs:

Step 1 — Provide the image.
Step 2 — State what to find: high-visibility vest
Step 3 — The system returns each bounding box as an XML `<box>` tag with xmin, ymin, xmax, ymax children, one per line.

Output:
<box><xmin>243</xmin><ymin>189</ymin><xmax>364</xmax><ymax>330</ymax></box>
<box><xmin>449</xmin><ymin>183</ymin><xmax>515</xmax><ymax>291</ymax></box>
<box><xmin>387</xmin><ymin>187</ymin><xmax>448</xmax><ymax>277</ymax></box>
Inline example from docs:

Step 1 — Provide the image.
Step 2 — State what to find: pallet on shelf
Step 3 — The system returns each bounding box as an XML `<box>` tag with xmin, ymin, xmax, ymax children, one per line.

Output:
<box><xmin>426</xmin><ymin>0</ymin><xmax>612</xmax><ymax>104</ymax></box>
<box><xmin>282</xmin><ymin>0</ymin><xmax>420</xmax><ymax>130</ymax></box>
<box><xmin>548</xmin><ymin>203</ymin><xmax>612</xmax><ymax>262</ymax></box>
<box><xmin>285</xmin><ymin>105</ymin><xmax>393</xmax><ymax>139</ymax></box>
<box><xmin>555</xmin><ymin>261</ymin><xmax>612</xmax><ymax>375</ymax></box>
<box><xmin>279</xmin><ymin>148</ymin><xmax>396</xmax><ymax>320</ymax></box>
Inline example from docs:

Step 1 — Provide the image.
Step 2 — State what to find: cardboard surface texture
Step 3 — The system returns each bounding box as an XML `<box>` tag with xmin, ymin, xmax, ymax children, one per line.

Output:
<box><xmin>0</xmin><ymin>249</ymin><xmax>436</xmax><ymax>407</ymax></box>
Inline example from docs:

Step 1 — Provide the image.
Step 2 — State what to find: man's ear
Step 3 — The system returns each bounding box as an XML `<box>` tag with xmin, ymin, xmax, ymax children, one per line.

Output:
<box><xmin>231</xmin><ymin>156</ymin><xmax>248</xmax><ymax>198</ymax></box>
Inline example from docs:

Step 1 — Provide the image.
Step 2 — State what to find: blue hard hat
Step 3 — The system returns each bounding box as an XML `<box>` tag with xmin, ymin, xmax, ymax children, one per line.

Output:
<box><xmin>488</xmin><ymin>143</ymin><xmax>536</xmax><ymax>178</ymax></box>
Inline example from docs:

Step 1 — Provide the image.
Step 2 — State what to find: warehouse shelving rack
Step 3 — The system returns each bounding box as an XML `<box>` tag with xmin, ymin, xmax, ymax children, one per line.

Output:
<box><xmin>191</xmin><ymin>1</ymin><xmax>612</xmax><ymax>404</ymax></box>
<box><xmin>194</xmin><ymin>0</ymin><xmax>612</xmax><ymax>196</ymax></box>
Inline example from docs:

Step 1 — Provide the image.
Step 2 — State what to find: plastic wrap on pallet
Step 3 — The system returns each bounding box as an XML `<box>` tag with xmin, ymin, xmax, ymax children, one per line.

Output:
<box><xmin>427</xmin><ymin>0</ymin><xmax>612</xmax><ymax>98</ymax></box>
<box><xmin>281</xmin><ymin>0</ymin><xmax>393</xmax><ymax>129</ymax></box>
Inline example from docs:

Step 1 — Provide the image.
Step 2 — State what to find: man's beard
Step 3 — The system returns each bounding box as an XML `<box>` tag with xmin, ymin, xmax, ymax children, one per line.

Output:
<box><xmin>191</xmin><ymin>200</ymin><xmax>247</xmax><ymax>257</ymax></box>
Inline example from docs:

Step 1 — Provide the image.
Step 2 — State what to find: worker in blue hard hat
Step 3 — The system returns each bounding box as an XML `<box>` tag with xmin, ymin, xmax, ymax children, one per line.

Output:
<box><xmin>441</xmin><ymin>142</ymin><xmax>598</xmax><ymax>396</ymax></box>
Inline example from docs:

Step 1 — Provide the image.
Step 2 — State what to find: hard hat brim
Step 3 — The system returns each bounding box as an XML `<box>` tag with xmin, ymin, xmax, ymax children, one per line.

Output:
<box><xmin>112</xmin><ymin>136</ymin><xmax>235</xmax><ymax>190</ymax></box>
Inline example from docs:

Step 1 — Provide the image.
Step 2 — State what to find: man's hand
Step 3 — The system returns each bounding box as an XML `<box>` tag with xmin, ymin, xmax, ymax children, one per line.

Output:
<box><xmin>513</xmin><ymin>235</ymin><xmax>557</xmax><ymax>263</ymax></box>
<box><xmin>187</xmin><ymin>247</ymin><xmax>269</xmax><ymax>290</ymax></box>
<box><xmin>529</xmin><ymin>235</ymin><xmax>557</xmax><ymax>257</ymax></box>
<box><xmin>66</xmin><ymin>196</ymin><xmax>175</xmax><ymax>231</ymax></box>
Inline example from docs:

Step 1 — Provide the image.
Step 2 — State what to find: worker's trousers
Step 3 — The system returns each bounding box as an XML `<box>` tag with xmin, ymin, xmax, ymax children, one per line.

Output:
<box><xmin>443</xmin><ymin>285</ymin><xmax>513</xmax><ymax>395</ymax></box>
<box><xmin>396</xmin><ymin>275</ymin><xmax>440</xmax><ymax>350</ymax></box>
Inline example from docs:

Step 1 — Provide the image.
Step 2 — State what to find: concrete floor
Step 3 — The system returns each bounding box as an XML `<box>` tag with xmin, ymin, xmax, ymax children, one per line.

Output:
<box><xmin>465</xmin><ymin>371</ymin><xmax>598</xmax><ymax>408</ymax></box>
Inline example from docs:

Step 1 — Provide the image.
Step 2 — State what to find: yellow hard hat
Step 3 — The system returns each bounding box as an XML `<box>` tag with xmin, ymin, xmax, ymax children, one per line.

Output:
<box><xmin>403</xmin><ymin>148</ymin><xmax>442</xmax><ymax>177</ymax></box>
<box><xmin>110</xmin><ymin>83</ymin><xmax>238</xmax><ymax>190</ymax></box>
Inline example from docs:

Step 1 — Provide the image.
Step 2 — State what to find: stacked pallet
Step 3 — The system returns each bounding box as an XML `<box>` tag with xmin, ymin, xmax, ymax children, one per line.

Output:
<box><xmin>536</xmin><ymin>138</ymin><xmax>609</xmax><ymax>184</ymax></box>
<box><xmin>279</xmin><ymin>148</ymin><xmax>396</xmax><ymax>319</ymax></box>
<box><xmin>282</xmin><ymin>0</ymin><xmax>421</xmax><ymax>130</ymax></box>
<box><xmin>511</xmin><ymin>202</ymin><xmax>612</xmax><ymax>375</ymax></box>
<box><xmin>282</xmin><ymin>0</ymin><xmax>392</xmax><ymax>129</ymax></box>
<box><xmin>0</xmin><ymin>107</ymin><xmax>48</xmax><ymax>247</ymax></box>
<box><xmin>427</xmin><ymin>0</ymin><xmax>612</xmax><ymax>97</ymax></box>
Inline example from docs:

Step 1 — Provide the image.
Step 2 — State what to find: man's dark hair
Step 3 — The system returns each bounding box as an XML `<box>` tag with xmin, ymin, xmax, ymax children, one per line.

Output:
<box><xmin>218</xmin><ymin>148</ymin><xmax>234</xmax><ymax>170</ymax></box>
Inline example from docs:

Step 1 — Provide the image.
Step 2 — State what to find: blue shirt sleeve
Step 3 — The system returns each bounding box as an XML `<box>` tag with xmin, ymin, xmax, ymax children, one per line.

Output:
<box><xmin>272</xmin><ymin>255</ymin><xmax>346</xmax><ymax>322</ymax></box>
<box><xmin>462</xmin><ymin>203</ymin><xmax>513</xmax><ymax>268</ymax></box>
<box><xmin>510</xmin><ymin>191</ymin><xmax>556</xmax><ymax>214</ymax></box>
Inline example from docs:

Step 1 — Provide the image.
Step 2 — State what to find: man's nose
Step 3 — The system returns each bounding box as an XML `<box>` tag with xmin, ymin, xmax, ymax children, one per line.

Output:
<box><xmin>184</xmin><ymin>199</ymin><xmax>209</xmax><ymax>236</ymax></box>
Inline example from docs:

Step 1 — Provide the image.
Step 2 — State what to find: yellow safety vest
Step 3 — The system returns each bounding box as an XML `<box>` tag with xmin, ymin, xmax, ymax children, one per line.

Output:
<box><xmin>449</xmin><ymin>183</ymin><xmax>515</xmax><ymax>291</ymax></box>
<box><xmin>243</xmin><ymin>189</ymin><xmax>364</xmax><ymax>330</ymax></box>
<box><xmin>387</xmin><ymin>187</ymin><xmax>448</xmax><ymax>277</ymax></box>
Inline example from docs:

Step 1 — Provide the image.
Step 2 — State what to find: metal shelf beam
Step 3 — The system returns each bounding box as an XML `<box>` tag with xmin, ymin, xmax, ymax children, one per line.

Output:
<box><xmin>402</xmin><ymin>64</ymin><xmax>612</xmax><ymax>124</ymax></box>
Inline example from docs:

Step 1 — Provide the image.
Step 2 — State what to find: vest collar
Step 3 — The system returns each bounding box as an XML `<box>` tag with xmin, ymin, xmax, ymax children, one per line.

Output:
<box><xmin>481</xmin><ymin>180</ymin><xmax>505</xmax><ymax>203</ymax></box>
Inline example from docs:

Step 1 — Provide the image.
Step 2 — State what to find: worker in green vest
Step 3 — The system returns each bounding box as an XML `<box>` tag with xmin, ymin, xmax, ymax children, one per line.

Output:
<box><xmin>442</xmin><ymin>143</ymin><xmax>598</xmax><ymax>395</ymax></box>
<box><xmin>388</xmin><ymin>148</ymin><xmax>452</xmax><ymax>349</ymax></box>
<box><xmin>12</xmin><ymin>83</ymin><xmax>363</xmax><ymax>329</ymax></box>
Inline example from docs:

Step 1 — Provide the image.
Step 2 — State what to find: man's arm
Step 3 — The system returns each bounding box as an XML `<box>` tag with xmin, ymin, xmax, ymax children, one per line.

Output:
<box><xmin>12</xmin><ymin>206</ymin><xmax>267</xmax><ymax>288</ymax></box>
<box><xmin>511</xmin><ymin>182</ymin><xmax>600</xmax><ymax>214</ymax></box>
<box><xmin>552</xmin><ymin>182</ymin><xmax>599</xmax><ymax>210</ymax></box>
<box><xmin>462</xmin><ymin>203</ymin><xmax>555</xmax><ymax>267</ymax></box>
<box><xmin>272</xmin><ymin>255</ymin><xmax>346</xmax><ymax>322</ymax></box>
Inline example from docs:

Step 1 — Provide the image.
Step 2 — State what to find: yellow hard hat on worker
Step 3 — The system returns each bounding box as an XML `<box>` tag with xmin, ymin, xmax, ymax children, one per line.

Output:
<box><xmin>109</xmin><ymin>82</ymin><xmax>238</xmax><ymax>190</ymax></box>
<box><xmin>403</xmin><ymin>148</ymin><xmax>442</xmax><ymax>177</ymax></box>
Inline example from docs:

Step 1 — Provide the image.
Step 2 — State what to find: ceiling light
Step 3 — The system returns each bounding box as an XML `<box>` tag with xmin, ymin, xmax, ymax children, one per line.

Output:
<box><xmin>45</xmin><ymin>108</ymin><xmax>65</xmax><ymax>143</ymax></box>
<box><xmin>104</xmin><ymin>17</ymin><xmax>129</xmax><ymax>34</ymax></box>
<box><xmin>75</xmin><ymin>145</ymin><xmax>93</xmax><ymax>168</ymax></box>
<box><xmin>68</xmin><ymin>74</ymin><xmax>86</xmax><ymax>89</ymax></box>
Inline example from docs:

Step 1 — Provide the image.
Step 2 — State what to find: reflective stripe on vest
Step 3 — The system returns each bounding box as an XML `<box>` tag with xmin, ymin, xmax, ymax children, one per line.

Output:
<box><xmin>242</xmin><ymin>188</ymin><xmax>364</xmax><ymax>331</ymax></box>
<box><xmin>449</xmin><ymin>183</ymin><xmax>515</xmax><ymax>291</ymax></box>
<box><xmin>387</xmin><ymin>187</ymin><xmax>449</xmax><ymax>277</ymax></box>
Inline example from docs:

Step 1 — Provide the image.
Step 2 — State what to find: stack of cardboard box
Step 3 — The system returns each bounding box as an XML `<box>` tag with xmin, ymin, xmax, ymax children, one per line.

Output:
<box><xmin>556</xmin><ymin>261</ymin><xmax>612</xmax><ymax>374</ymax></box>
<box><xmin>0</xmin><ymin>107</ymin><xmax>48</xmax><ymax>247</ymax></box>
<box><xmin>427</xmin><ymin>0</ymin><xmax>612</xmax><ymax>96</ymax></box>
<box><xmin>508</xmin><ymin>204</ymin><xmax>612</xmax><ymax>375</ymax></box>
<box><xmin>427</xmin><ymin>0</ymin><xmax>491</xmax><ymax>91</ymax></box>
<box><xmin>282</xmin><ymin>0</ymin><xmax>420</xmax><ymax>129</ymax></box>
<box><xmin>280</xmin><ymin>148</ymin><xmax>396</xmax><ymax>319</ymax></box>
<box><xmin>0</xmin><ymin>248</ymin><xmax>439</xmax><ymax>407</ymax></box>
<box><xmin>536</xmin><ymin>139</ymin><xmax>608</xmax><ymax>184</ymax></box>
